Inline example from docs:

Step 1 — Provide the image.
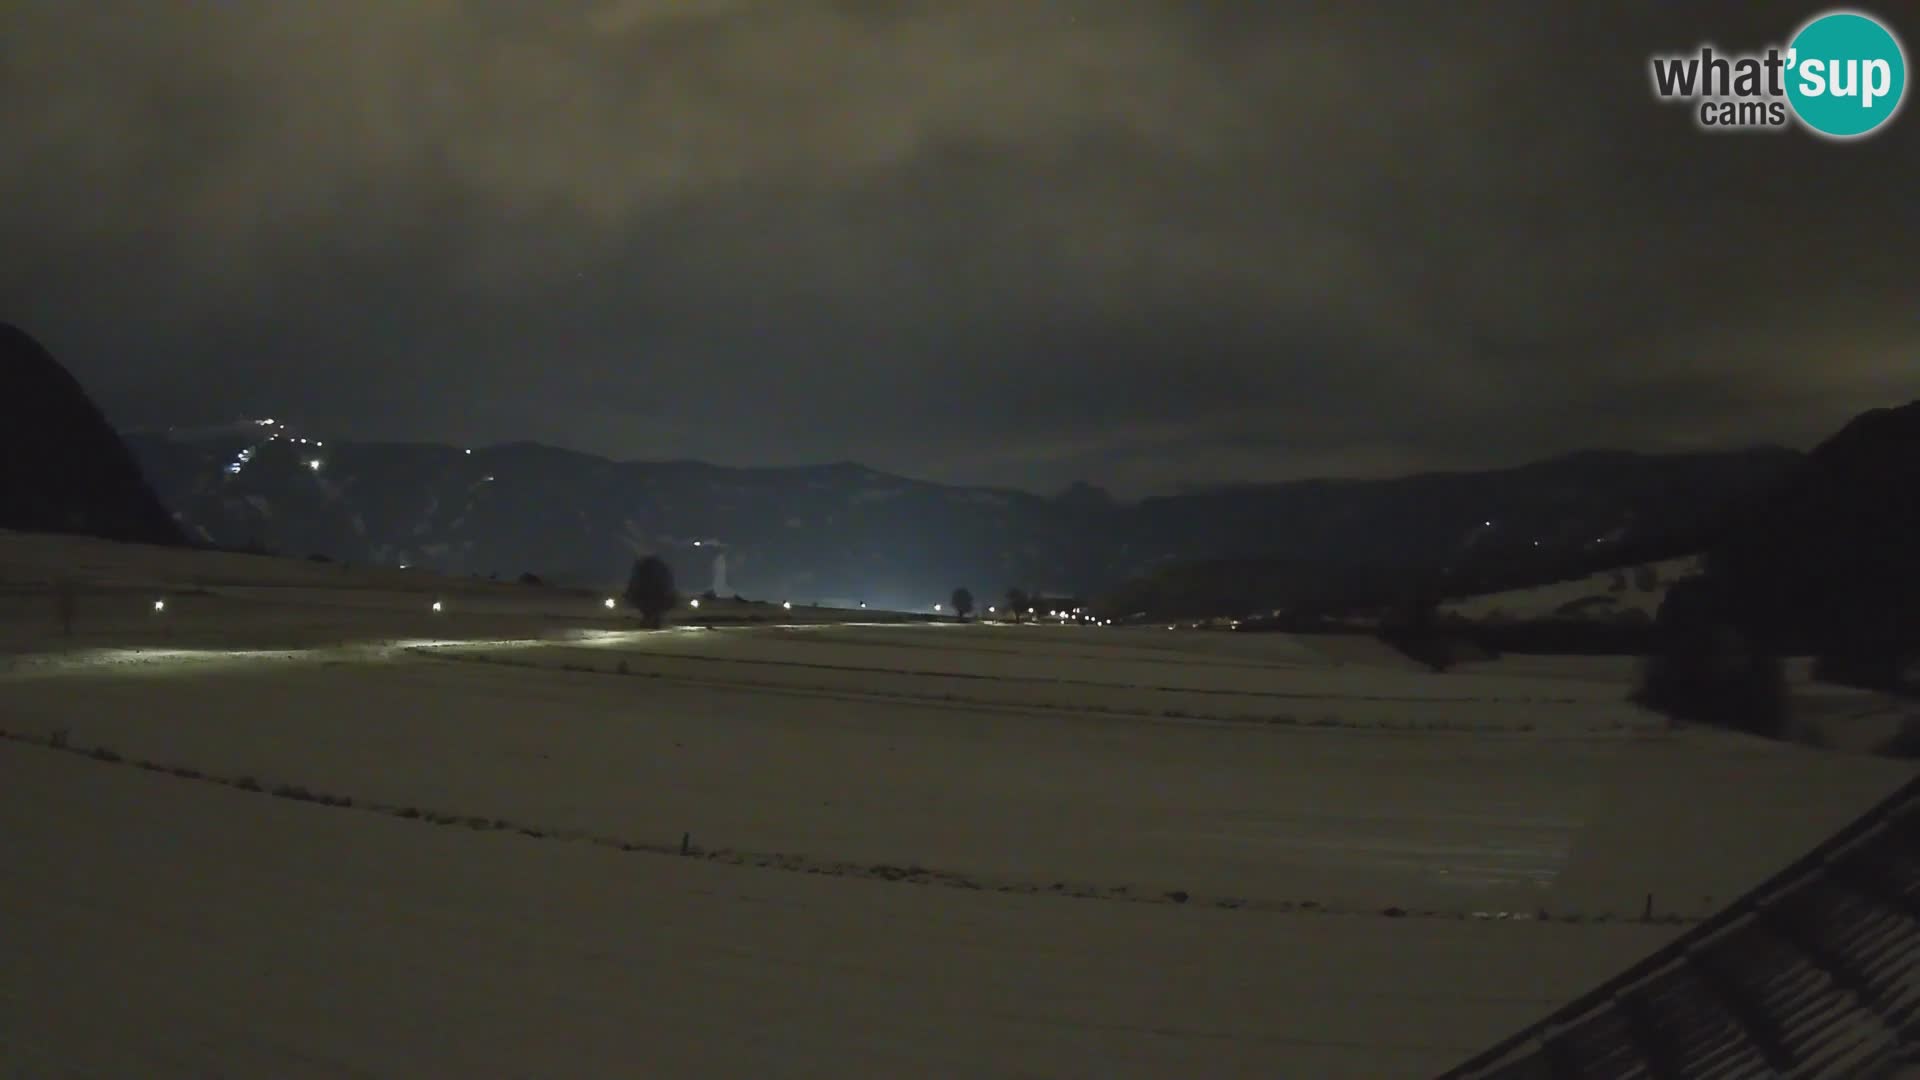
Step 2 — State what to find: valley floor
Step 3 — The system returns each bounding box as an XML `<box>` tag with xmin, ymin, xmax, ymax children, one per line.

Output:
<box><xmin>2</xmin><ymin>530</ymin><xmax>1913</xmax><ymax>1077</ymax></box>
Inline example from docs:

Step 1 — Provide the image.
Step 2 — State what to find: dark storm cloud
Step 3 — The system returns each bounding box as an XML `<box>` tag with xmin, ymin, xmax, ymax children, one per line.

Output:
<box><xmin>2</xmin><ymin>0</ymin><xmax>1914</xmax><ymax>495</ymax></box>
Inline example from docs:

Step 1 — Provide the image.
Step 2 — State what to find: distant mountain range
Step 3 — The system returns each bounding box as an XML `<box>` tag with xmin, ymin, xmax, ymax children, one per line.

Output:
<box><xmin>6</xmin><ymin>319</ymin><xmax>1868</xmax><ymax>617</ymax></box>
<box><xmin>120</xmin><ymin>420</ymin><xmax>1802</xmax><ymax>611</ymax></box>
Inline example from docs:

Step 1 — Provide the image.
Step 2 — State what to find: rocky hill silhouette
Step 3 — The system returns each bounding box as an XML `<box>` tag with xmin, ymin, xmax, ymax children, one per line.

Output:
<box><xmin>0</xmin><ymin>323</ymin><xmax>182</xmax><ymax>546</ymax></box>
<box><xmin>1709</xmin><ymin>399</ymin><xmax>1920</xmax><ymax>683</ymax></box>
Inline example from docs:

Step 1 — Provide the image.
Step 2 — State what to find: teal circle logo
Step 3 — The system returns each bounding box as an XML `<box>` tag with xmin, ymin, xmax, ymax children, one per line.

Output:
<box><xmin>1786</xmin><ymin>11</ymin><xmax>1907</xmax><ymax>138</ymax></box>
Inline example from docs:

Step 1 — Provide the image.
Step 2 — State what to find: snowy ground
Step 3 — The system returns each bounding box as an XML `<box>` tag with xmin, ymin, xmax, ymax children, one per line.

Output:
<box><xmin>1440</xmin><ymin>555</ymin><xmax>1702</xmax><ymax>623</ymax></box>
<box><xmin>2</xmin><ymin>530</ymin><xmax>1913</xmax><ymax>1077</ymax></box>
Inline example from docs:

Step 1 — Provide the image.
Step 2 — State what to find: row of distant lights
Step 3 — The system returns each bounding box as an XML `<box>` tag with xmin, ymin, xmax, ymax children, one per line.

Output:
<box><xmin>150</xmin><ymin>594</ymin><xmax>1121</xmax><ymax>626</ymax></box>
<box><xmin>159</xmin><ymin>599</ymin><xmax>1229</xmax><ymax>629</ymax></box>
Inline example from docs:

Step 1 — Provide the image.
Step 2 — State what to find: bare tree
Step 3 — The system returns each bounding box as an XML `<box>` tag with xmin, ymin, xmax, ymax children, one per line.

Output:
<box><xmin>1005</xmin><ymin>588</ymin><xmax>1029</xmax><ymax>624</ymax></box>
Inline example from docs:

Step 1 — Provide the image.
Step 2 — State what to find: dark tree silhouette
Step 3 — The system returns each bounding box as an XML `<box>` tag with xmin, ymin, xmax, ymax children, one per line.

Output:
<box><xmin>1005</xmin><ymin>588</ymin><xmax>1030</xmax><ymax>624</ymax></box>
<box><xmin>951</xmin><ymin>587</ymin><xmax>974</xmax><ymax>621</ymax></box>
<box><xmin>1632</xmin><ymin>575</ymin><xmax>1786</xmax><ymax>736</ymax></box>
<box><xmin>1378</xmin><ymin>571</ymin><xmax>1455</xmax><ymax>672</ymax></box>
<box><xmin>625</xmin><ymin>555</ymin><xmax>677</xmax><ymax>629</ymax></box>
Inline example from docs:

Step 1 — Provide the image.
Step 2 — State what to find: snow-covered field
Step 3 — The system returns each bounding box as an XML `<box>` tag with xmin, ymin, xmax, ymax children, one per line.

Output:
<box><xmin>2</xmin><ymin>530</ymin><xmax>1912</xmax><ymax>1077</ymax></box>
<box><xmin>1440</xmin><ymin>555</ymin><xmax>1703</xmax><ymax>623</ymax></box>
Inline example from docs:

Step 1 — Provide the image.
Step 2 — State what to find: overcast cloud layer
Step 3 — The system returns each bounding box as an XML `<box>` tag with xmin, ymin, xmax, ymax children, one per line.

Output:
<box><xmin>3</xmin><ymin>1</ymin><xmax>1914</xmax><ymax>495</ymax></box>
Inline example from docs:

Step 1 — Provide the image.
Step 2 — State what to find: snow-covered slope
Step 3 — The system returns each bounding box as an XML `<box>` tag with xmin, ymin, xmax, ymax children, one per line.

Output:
<box><xmin>1441</xmin><ymin>555</ymin><xmax>1703</xmax><ymax>623</ymax></box>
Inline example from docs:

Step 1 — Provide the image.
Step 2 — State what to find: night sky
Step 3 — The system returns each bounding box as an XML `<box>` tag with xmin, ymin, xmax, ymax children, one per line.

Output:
<box><xmin>3</xmin><ymin>1</ymin><xmax>1913</xmax><ymax>497</ymax></box>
